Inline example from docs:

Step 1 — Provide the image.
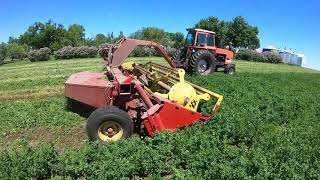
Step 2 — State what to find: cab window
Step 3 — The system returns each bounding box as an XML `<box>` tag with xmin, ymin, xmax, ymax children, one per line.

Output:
<box><xmin>207</xmin><ymin>34</ymin><xmax>215</xmax><ymax>46</ymax></box>
<box><xmin>197</xmin><ymin>33</ymin><xmax>206</xmax><ymax>46</ymax></box>
<box><xmin>185</xmin><ymin>32</ymin><xmax>195</xmax><ymax>46</ymax></box>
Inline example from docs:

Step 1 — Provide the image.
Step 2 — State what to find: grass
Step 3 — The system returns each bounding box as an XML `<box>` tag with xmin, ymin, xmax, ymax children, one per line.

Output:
<box><xmin>0</xmin><ymin>57</ymin><xmax>319</xmax><ymax>178</ymax></box>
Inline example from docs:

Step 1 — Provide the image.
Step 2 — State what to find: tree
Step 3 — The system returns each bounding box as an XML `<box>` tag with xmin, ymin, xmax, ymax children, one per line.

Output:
<box><xmin>245</xmin><ymin>26</ymin><xmax>260</xmax><ymax>49</ymax></box>
<box><xmin>67</xmin><ymin>24</ymin><xmax>85</xmax><ymax>47</ymax></box>
<box><xmin>0</xmin><ymin>43</ymin><xmax>7</xmax><ymax>61</ymax></box>
<box><xmin>225</xmin><ymin>16</ymin><xmax>260</xmax><ymax>49</ymax></box>
<box><xmin>17</xmin><ymin>21</ymin><xmax>87</xmax><ymax>51</ymax></box>
<box><xmin>94</xmin><ymin>34</ymin><xmax>107</xmax><ymax>46</ymax></box>
<box><xmin>6</xmin><ymin>43</ymin><xmax>28</xmax><ymax>60</ymax></box>
<box><xmin>19</xmin><ymin>21</ymin><xmax>68</xmax><ymax>50</ymax></box>
<box><xmin>194</xmin><ymin>16</ymin><xmax>228</xmax><ymax>47</ymax></box>
<box><xmin>194</xmin><ymin>16</ymin><xmax>260</xmax><ymax>49</ymax></box>
<box><xmin>118</xmin><ymin>31</ymin><xmax>125</xmax><ymax>39</ymax></box>
<box><xmin>130</xmin><ymin>27</ymin><xmax>183</xmax><ymax>47</ymax></box>
<box><xmin>172</xmin><ymin>32</ymin><xmax>185</xmax><ymax>48</ymax></box>
<box><xmin>8</xmin><ymin>37</ymin><xmax>20</xmax><ymax>44</ymax></box>
<box><xmin>85</xmin><ymin>38</ymin><xmax>95</xmax><ymax>46</ymax></box>
<box><xmin>107</xmin><ymin>32</ymin><xmax>114</xmax><ymax>42</ymax></box>
<box><xmin>130</xmin><ymin>27</ymin><xmax>167</xmax><ymax>44</ymax></box>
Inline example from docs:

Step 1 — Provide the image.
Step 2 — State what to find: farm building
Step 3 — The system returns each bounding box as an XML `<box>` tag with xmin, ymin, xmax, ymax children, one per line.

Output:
<box><xmin>262</xmin><ymin>46</ymin><xmax>306</xmax><ymax>67</ymax></box>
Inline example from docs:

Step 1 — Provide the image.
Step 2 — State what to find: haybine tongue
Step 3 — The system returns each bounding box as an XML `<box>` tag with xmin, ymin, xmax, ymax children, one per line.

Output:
<box><xmin>65</xmin><ymin>38</ymin><xmax>223</xmax><ymax>141</ymax></box>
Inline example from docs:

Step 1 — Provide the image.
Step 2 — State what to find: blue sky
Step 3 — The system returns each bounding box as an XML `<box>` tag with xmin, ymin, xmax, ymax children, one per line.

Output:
<box><xmin>1</xmin><ymin>0</ymin><xmax>319</xmax><ymax>70</ymax></box>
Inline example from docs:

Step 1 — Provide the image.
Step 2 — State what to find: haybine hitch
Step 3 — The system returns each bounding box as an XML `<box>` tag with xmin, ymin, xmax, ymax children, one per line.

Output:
<box><xmin>65</xmin><ymin>38</ymin><xmax>223</xmax><ymax>142</ymax></box>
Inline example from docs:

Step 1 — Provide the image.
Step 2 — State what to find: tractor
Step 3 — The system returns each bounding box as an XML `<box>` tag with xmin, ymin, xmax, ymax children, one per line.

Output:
<box><xmin>172</xmin><ymin>28</ymin><xmax>235</xmax><ymax>75</ymax></box>
<box><xmin>65</xmin><ymin>38</ymin><xmax>224</xmax><ymax>143</ymax></box>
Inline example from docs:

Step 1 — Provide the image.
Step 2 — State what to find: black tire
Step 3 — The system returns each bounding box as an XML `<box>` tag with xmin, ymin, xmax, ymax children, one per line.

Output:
<box><xmin>189</xmin><ymin>50</ymin><xmax>216</xmax><ymax>75</ymax></box>
<box><xmin>224</xmin><ymin>64</ymin><xmax>236</xmax><ymax>75</ymax></box>
<box><xmin>171</xmin><ymin>47</ymin><xmax>186</xmax><ymax>66</ymax></box>
<box><xmin>86</xmin><ymin>106</ymin><xmax>133</xmax><ymax>142</ymax></box>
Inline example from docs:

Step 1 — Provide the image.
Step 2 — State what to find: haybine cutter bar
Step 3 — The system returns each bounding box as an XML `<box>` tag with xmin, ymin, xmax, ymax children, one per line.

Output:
<box><xmin>65</xmin><ymin>38</ymin><xmax>223</xmax><ymax>139</ymax></box>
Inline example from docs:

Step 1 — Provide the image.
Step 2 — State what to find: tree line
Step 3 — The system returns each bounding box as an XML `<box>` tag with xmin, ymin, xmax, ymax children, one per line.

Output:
<box><xmin>0</xmin><ymin>16</ymin><xmax>260</xmax><ymax>61</ymax></box>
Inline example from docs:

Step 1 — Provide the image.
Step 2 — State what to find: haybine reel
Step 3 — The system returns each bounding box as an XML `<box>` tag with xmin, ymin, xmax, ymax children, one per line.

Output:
<box><xmin>65</xmin><ymin>38</ymin><xmax>223</xmax><ymax>142</ymax></box>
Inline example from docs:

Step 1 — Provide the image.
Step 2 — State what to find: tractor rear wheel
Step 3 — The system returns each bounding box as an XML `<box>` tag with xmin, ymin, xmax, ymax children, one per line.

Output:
<box><xmin>171</xmin><ymin>47</ymin><xmax>186</xmax><ymax>66</ymax></box>
<box><xmin>86</xmin><ymin>106</ymin><xmax>133</xmax><ymax>142</ymax></box>
<box><xmin>189</xmin><ymin>50</ymin><xmax>216</xmax><ymax>75</ymax></box>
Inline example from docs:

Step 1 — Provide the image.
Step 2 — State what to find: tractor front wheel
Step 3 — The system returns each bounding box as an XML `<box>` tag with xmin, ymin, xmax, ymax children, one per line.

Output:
<box><xmin>86</xmin><ymin>106</ymin><xmax>133</xmax><ymax>142</ymax></box>
<box><xmin>224</xmin><ymin>64</ymin><xmax>236</xmax><ymax>75</ymax></box>
<box><xmin>189</xmin><ymin>50</ymin><xmax>216</xmax><ymax>75</ymax></box>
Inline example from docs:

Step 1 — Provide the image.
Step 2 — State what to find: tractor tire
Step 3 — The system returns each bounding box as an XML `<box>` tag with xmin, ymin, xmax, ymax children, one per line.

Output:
<box><xmin>188</xmin><ymin>50</ymin><xmax>216</xmax><ymax>75</ymax></box>
<box><xmin>86</xmin><ymin>106</ymin><xmax>133</xmax><ymax>142</ymax></box>
<box><xmin>224</xmin><ymin>64</ymin><xmax>236</xmax><ymax>75</ymax></box>
<box><xmin>171</xmin><ymin>47</ymin><xmax>186</xmax><ymax>66</ymax></box>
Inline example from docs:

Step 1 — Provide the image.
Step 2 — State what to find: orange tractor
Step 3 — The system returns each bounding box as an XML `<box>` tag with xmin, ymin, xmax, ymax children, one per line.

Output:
<box><xmin>172</xmin><ymin>28</ymin><xmax>235</xmax><ymax>75</ymax></box>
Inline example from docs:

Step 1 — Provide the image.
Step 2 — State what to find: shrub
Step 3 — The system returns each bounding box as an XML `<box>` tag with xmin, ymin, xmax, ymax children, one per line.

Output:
<box><xmin>54</xmin><ymin>46</ymin><xmax>75</xmax><ymax>59</ymax></box>
<box><xmin>236</xmin><ymin>49</ymin><xmax>266</xmax><ymax>62</ymax></box>
<box><xmin>236</xmin><ymin>49</ymin><xmax>282</xmax><ymax>64</ymax></box>
<box><xmin>130</xmin><ymin>47</ymin><xmax>157</xmax><ymax>57</ymax></box>
<box><xmin>28</xmin><ymin>47</ymin><xmax>51</xmax><ymax>62</ymax></box>
<box><xmin>163</xmin><ymin>46</ymin><xmax>177</xmax><ymax>57</ymax></box>
<box><xmin>54</xmin><ymin>46</ymin><xmax>98</xmax><ymax>60</ymax></box>
<box><xmin>130</xmin><ymin>46</ymin><xmax>177</xmax><ymax>57</ymax></box>
<box><xmin>6</xmin><ymin>43</ymin><xmax>28</xmax><ymax>60</ymax></box>
<box><xmin>74</xmin><ymin>46</ymin><xmax>98</xmax><ymax>58</ymax></box>
<box><xmin>262</xmin><ymin>52</ymin><xmax>282</xmax><ymax>63</ymax></box>
<box><xmin>98</xmin><ymin>43</ymin><xmax>112</xmax><ymax>58</ymax></box>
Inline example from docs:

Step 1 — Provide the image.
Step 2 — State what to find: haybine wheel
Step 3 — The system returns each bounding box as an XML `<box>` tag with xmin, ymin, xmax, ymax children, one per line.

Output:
<box><xmin>188</xmin><ymin>50</ymin><xmax>216</xmax><ymax>75</ymax></box>
<box><xmin>86</xmin><ymin>106</ymin><xmax>133</xmax><ymax>142</ymax></box>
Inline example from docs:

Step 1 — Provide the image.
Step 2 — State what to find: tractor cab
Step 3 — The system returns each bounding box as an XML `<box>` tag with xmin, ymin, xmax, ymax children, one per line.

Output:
<box><xmin>185</xmin><ymin>28</ymin><xmax>216</xmax><ymax>48</ymax></box>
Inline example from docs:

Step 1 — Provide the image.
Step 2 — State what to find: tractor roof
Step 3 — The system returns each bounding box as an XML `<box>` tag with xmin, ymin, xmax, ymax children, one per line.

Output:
<box><xmin>187</xmin><ymin>28</ymin><xmax>216</xmax><ymax>34</ymax></box>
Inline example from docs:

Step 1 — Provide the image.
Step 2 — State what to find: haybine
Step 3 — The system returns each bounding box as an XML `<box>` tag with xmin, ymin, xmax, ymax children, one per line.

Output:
<box><xmin>65</xmin><ymin>38</ymin><xmax>223</xmax><ymax>142</ymax></box>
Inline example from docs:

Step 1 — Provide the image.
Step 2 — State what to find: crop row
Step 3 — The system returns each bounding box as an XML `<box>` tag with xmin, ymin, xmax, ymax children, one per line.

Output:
<box><xmin>0</xmin><ymin>60</ymin><xmax>99</xmax><ymax>73</ymax></box>
<box><xmin>0</xmin><ymin>86</ymin><xmax>63</xmax><ymax>101</ymax></box>
<box><xmin>1</xmin><ymin>58</ymin><xmax>99</xmax><ymax>70</ymax></box>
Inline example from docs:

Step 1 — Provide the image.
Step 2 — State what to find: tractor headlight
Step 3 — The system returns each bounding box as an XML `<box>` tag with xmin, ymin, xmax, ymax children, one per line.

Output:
<box><xmin>226</xmin><ymin>59</ymin><xmax>232</xmax><ymax>63</ymax></box>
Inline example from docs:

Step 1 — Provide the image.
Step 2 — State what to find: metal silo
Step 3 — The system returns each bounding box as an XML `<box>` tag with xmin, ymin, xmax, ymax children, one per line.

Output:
<box><xmin>279</xmin><ymin>51</ymin><xmax>286</xmax><ymax>63</ymax></box>
<box><xmin>286</xmin><ymin>52</ymin><xmax>292</xmax><ymax>64</ymax></box>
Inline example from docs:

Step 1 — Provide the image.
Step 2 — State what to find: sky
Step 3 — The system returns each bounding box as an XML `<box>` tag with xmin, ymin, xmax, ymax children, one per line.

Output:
<box><xmin>0</xmin><ymin>0</ymin><xmax>319</xmax><ymax>70</ymax></box>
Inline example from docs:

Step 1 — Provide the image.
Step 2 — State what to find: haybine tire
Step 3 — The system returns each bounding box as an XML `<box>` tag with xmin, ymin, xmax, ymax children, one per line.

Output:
<box><xmin>86</xmin><ymin>106</ymin><xmax>133</xmax><ymax>142</ymax></box>
<box><xmin>189</xmin><ymin>50</ymin><xmax>216</xmax><ymax>75</ymax></box>
<box><xmin>224</xmin><ymin>64</ymin><xmax>236</xmax><ymax>75</ymax></box>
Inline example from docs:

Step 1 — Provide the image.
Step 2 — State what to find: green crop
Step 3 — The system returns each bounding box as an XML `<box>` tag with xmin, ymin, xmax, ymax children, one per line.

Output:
<box><xmin>0</xmin><ymin>57</ymin><xmax>319</xmax><ymax>179</ymax></box>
